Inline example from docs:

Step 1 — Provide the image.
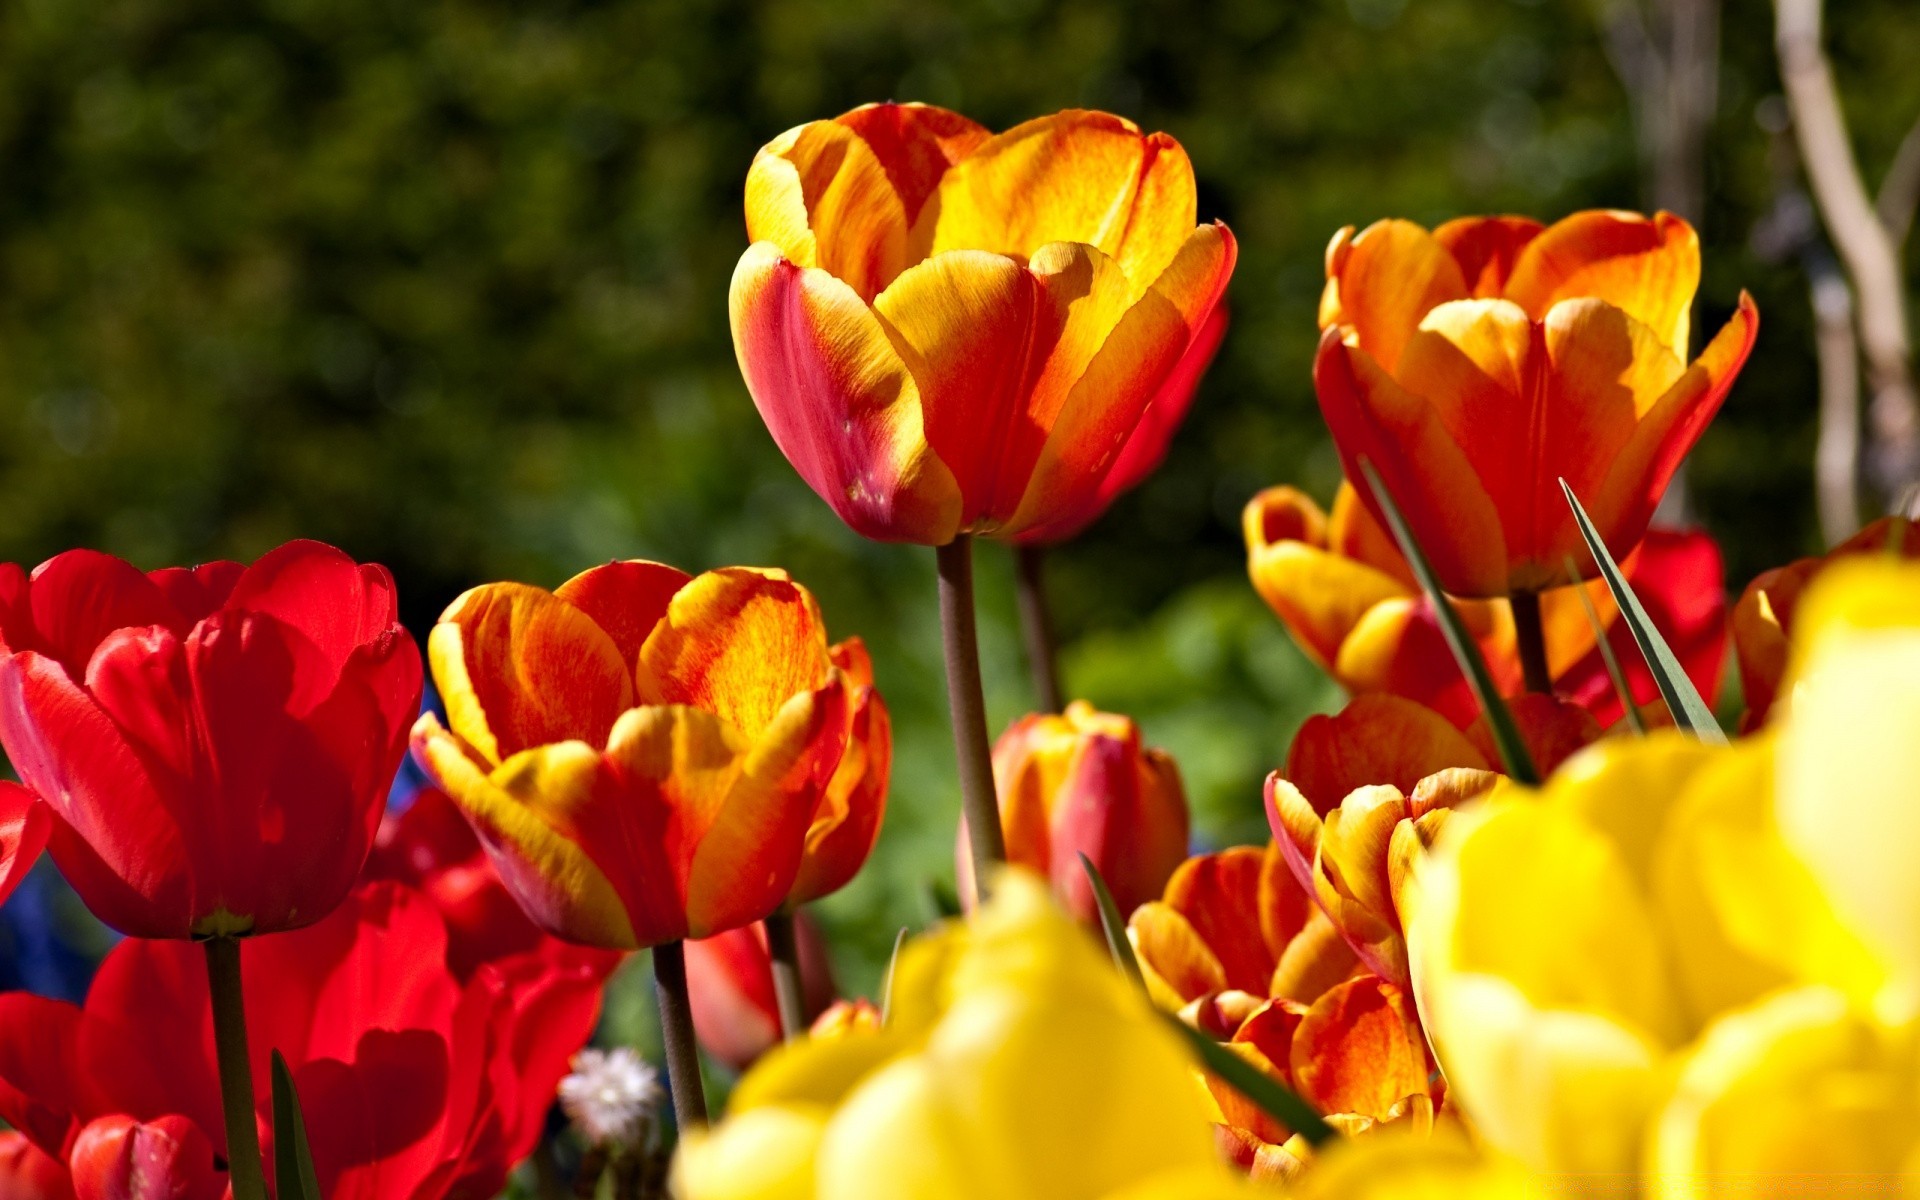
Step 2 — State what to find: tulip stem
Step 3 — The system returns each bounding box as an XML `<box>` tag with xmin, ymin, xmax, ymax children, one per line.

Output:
<box><xmin>204</xmin><ymin>936</ymin><xmax>269</xmax><ymax>1200</ymax></box>
<box><xmin>651</xmin><ymin>941</ymin><xmax>708</xmax><ymax>1131</ymax></box>
<box><xmin>1510</xmin><ymin>589</ymin><xmax>1553</xmax><ymax>695</ymax></box>
<box><xmin>937</xmin><ymin>535</ymin><xmax>1007</xmax><ymax>905</ymax></box>
<box><xmin>1013</xmin><ymin>544</ymin><xmax>1065</xmax><ymax>712</ymax></box>
<box><xmin>763</xmin><ymin>912</ymin><xmax>808</xmax><ymax>1043</ymax></box>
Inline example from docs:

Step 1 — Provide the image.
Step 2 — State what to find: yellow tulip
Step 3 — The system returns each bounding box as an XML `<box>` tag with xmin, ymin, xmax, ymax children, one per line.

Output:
<box><xmin>674</xmin><ymin>871</ymin><xmax>1243</xmax><ymax>1199</ymax></box>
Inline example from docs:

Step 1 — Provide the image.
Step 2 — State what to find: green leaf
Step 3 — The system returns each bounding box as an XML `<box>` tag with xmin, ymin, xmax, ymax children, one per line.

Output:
<box><xmin>880</xmin><ymin>926</ymin><xmax>908</xmax><ymax>1026</ymax></box>
<box><xmin>1356</xmin><ymin>460</ymin><xmax>1539</xmax><ymax>783</ymax></box>
<box><xmin>271</xmin><ymin>1050</ymin><xmax>323</xmax><ymax>1200</ymax></box>
<box><xmin>1563</xmin><ymin>554</ymin><xmax>1647</xmax><ymax>734</ymax></box>
<box><xmin>1166</xmin><ymin>1016</ymin><xmax>1338</xmax><ymax>1147</ymax></box>
<box><xmin>1560</xmin><ymin>479</ymin><xmax>1726</xmax><ymax>743</ymax></box>
<box><xmin>1078</xmin><ymin>853</ymin><xmax>1145</xmax><ymax>991</ymax></box>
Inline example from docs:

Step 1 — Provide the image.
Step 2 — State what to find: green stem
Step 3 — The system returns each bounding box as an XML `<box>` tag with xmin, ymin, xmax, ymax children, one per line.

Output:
<box><xmin>937</xmin><ymin>535</ymin><xmax>1007</xmax><ymax>905</ymax></box>
<box><xmin>204</xmin><ymin>937</ymin><xmax>268</xmax><ymax>1200</ymax></box>
<box><xmin>1013</xmin><ymin>544</ymin><xmax>1065</xmax><ymax>712</ymax></box>
<box><xmin>651</xmin><ymin>941</ymin><xmax>708</xmax><ymax>1130</ymax></box>
<box><xmin>762</xmin><ymin>912</ymin><xmax>808</xmax><ymax>1044</ymax></box>
<box><xmin>1510</xmin><ymin>588</ymin><xmax>1554</xmax><ymax>695</ymax></box>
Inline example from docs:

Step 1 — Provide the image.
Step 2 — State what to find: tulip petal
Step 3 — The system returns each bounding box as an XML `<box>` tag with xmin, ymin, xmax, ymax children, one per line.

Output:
<box><xmin>730</xmin><ymin>243</ymin><xmax>962</xmax><ymax>544</ymax></box>
<box><xmin>23</xmin><ymin>550</ymin><xmax>183</xmax><ymax>680</ymax></box>
<box><xmin>553</xmin><ymin>560</ymin><xmax>692</xmax><ymax>672</ymax></box>
<box><xmin>223</xmin><ymin>539</ymin><xmax>401</xmax><ymax>699</ymax></box>
<box><xmin>1321</xmin><ymin>220</ymin><xmax>1470</xmax><ymax>374</ymax></box>
<box><xmin>0</xmin><ymin>993</ymin><xmax>84</xmax><ymax>1155</ymax></box>
<box><xmin>789</xmin><ymin>677</ymin><xmax>890</xmax><ymax>906</ymax></box>
<box><xmin>1128</xmin><ymin>900</ymin><xmax>1228</xmax><ymax>1007</ymax></box>
<box><xmin>1290</xmin><ymin>975</ymin><xmax>1429</xmax><ymax>1120</ymax></box>
<box><xmin>1163</xmin><ymin>845</ymin><xmax>1299</xmax><ymax>997</ymax></box>
<box><xmin>1432</xmin><ymin>215</ymin><xmax>1544</xmax><ymax>297</ymax></box>
<box><xmin>429</xmin><ymin>583</ymin><xmax>634</xmax><ymax>766</ymax></box>
<box><xmin>1245</xmin><ymin>491</ymin><xmax>1412</xmax><ymax>673</ymax></box>
<box><xmin>747</xmin><ymin>119</ymin><xmax>913</xmax><ymax>303</ymax></box>
<box><xmin>923</xmin><ymin>110</ymin><xmax>1198</xmax><ymax>294</ymax></box>
<box><xmin>1505</xmin><ymin>209</ymin><xmax>1699</xmax><ymax>356</ymax></box>
<box><xmin>0</xmin><ymin>784</ymin><xmax>49</xmax><ymax>911</ymax></box>
<box><xmin>413</xmin><ymin>717</ymin><xmax>641</xmax><ymax>949</ymax></box>
<box><xmin>836</xmin><ymin>103</ymin><xmax>992</xmax><ymax>225</ymax></box>
<box><xmin>1314</xmin><ymin>331</ymin><xmax>1509</xmax><ymax>597</ymax></box>
<box><xmin>637</xmin><ymin>568</ymin><xmax>833</xmax><ymax>740</ymax></box>
<box><xmin>1282</xmin><ymin>695</ymin><xmax>1487</xmax><ymax>815</ymax></box>
<box><xmin>147</xmin><ymin>561</ymin><xmax>246</xmax><ymax>625</ymax></box>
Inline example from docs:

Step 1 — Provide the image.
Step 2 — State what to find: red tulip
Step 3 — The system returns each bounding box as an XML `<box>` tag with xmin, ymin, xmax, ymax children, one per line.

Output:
<box><xmin>67</xmin><ymin>1115</ymin><xmax>221</xmax><ymax>1200</ymax></box>
<box><xmin>0</xmin><ymin>541</ymin><xmax>422</xmax><ymax>938</ymax></box>
<box><xmin>683</xmin><ymin>917</ymin><xmax>837</xmax><ymax>1073</ymax></box>
<box><xmin>0</xmin><ymin>782</ymin><xmax>50</xmax><ymax>911</ymax></box>
<box><xmin>0</xmin><ymin>881</ymin><xmax>611</xmax><ymax>1200</ymax></box>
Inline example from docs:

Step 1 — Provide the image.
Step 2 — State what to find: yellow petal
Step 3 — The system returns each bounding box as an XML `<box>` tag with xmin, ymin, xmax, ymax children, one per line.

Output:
<box><xmin>674</xmin><ymin>1105</ymin><xmax>827</xmax><ymax>1200</ymax></box>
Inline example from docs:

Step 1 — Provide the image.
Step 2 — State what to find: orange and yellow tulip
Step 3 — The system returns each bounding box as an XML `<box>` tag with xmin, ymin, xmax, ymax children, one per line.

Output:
<box><xmin>1244</xmin><ymin>481</ymin><xmax>1727</xmax><ymax>727</ymax></box>
<box><xmin>1127</xmin><ymin>843</ymin><xmax>1356</xmax><ymax>1032</ymax></box>
<box><xmin>1313</xmin><ymin>210</ymin><xmax>1757</xmax><ymax>598</ymax></box>
<box><xmin>1731</xmin><ymin>515</ymin><xmax>1920</xmax><ymax>729</ymax></box>
<box><xmin>412</xmin><ymin>562</ymin><xmax>887</xmax><ymax>949</ymax></box>
<box><xmin>958</xmin><ymin>701</ymin><xmax>1189</xmax><ymax>924</ymax></box>
<box><xmin>730</xmin><ymin>103</ymin><xmax>1236</xmax><ymax>544</ymax></box>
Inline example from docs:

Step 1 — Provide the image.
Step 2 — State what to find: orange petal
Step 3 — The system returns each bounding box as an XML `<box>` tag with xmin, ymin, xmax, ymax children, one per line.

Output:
<box><xmin>1314</xmin><ymin>330</ymin><xmax>1509</xmax><ymax>597</ymax></box>
<box><xmin>1321</xmin><ymin>219</ymin><xmax>1469</xmax><ymax>374</ymax></box>
<box><xmin>1161</xmin><ymin>845</ymin><xmax>1294</xmax><ymax>996</ymax></box>
<box><xmin>429</xmin><ymin>583</ymin><xmax>634</xmax><ymax>765</ymax></box>
<box><xmin>412</xmin><ymin>715</ymin><xmax>640</xmax><ymax>948</ymax></box>
<box><xmin>745</xmin><ymin>119</ymin><xmax>911</xmax><ymax>302</ymax></box>
<box><xmin>1584</xmin><ymin>292</ymin><xmax>1759</xmax><ymax>567</ymax></box>
<box><xmin>1327</xmin><ymin>481</ymin><xmax>1415</xmax><ymax>584</ymax></box>
<box><xmin>1281</xmin><ymin>694</ymin><xmax>1488</xmax><ymax>814</ymax></box>
<box><xmin>1216</xmin><ymin>1000</ymin><xmax>1308</xmax><ymax>1146</ymax></box>
<box><xmin>553</xmin><ymin>560</ymin><xmax>692</xmax><ymax>671</ymax></box>
<box><xmin>729</xmin><ymin>243</ymin><xmax>962</xmax><ymax>544</ymax></box>
<box><xmin>1466</xmin><ymin>692</ymin><xmax>1602</xmax><ymax>776</ymax></box>
<box><xmin>835</xmin><ymin>102</ymin><xmax>992</xmax><ymax>228</ymax></box>
<box><xmin>1245</xmin><ymin>489</ymin><xmax>1410</xmax><ymax>672</ymax></box>
<box><xmin>1432</xmin><ymin>215</ymin><xmax>1545</xmax><ymax>297</ymax></box>
<box><xmin>1290</xmin><ymin>975</ymin><xmax>1430</xmax><ymax>1120</ymax></box>
<box><xmin>1270</xmin><ymin>908</ymin><xmax>1361</xmax><ymax>1004</ymax></box>
<box><xmin>1504</xmin><ymin>209</ymin><xmax>1700</xmax><ymax>356</ymax></box>
<box><xmin>636</xmin><ymin>567</ymin><xmax>833</xmax><ymax>740</ymax></box>
<box><xmin>922</xmin><ymin>110</ymin><xmax>1198</xmax><ymax>294</ymax></box>
<box><xmin>1334</xmin><ymin>597</ymin><xmax>1483</xmax><ymax>726</ymax></box>
<box><xmin>788</xmin><ymin>676</ymin><xmax>890</xmax><ymax>906</ymax></box>
<box><xmin>1128</xmin><ymin>900</ymin><xmax>1228</xmax><ymax>1005</ymax></box>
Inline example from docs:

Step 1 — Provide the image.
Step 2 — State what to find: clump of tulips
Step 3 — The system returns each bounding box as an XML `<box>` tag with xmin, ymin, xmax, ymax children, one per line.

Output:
<box><xmin>4</xmin><ymin>96</ymin><xmax>1918</xmax><ymax>1200</ymax></box>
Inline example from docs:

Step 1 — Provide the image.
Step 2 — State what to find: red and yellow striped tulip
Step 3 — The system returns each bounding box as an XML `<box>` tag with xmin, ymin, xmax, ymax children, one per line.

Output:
<box><xmin>958</xmin><ymin>701</ymin><xmax>1189</xmax><ymax>925</ymax></box>
<box><xmin>1244</xmin><ymin>481</ymin><xmax>1726</xmax><ymax>727</ymax></box>
<box><xmin>730</xmin><ymin>103</ymin><xmax>1236</xmax><ymax>545</ymax></box>
<box><xmin>1314</xmin><ymin>210</ymin><xmax>1757</xmax><ymax>598</ymax></box>
<box><xmin>412</xmin><ymin>562</ymin><xmax>887</xmax><ymax>950</ymax></box>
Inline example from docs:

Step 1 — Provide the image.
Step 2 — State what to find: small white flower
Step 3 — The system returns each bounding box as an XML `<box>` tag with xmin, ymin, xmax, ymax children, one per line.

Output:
<box><xmin>558</xmin><ymin>1047</ymin><xmax>666</xmax><ymax>1150</ymax></box>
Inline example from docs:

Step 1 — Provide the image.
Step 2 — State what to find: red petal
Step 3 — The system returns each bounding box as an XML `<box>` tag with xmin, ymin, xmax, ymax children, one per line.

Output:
<box><xmin>24</xmin><ymin>552</ymin><xmax>183</xmax><ymax>680</ymax></box>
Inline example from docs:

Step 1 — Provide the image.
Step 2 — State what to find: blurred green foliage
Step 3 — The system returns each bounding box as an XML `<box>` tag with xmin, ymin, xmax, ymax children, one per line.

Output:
<box><xmin>2</xmin><ymin>0</ymin><xmax>1918</xmax><ymax>1008</ymax></box>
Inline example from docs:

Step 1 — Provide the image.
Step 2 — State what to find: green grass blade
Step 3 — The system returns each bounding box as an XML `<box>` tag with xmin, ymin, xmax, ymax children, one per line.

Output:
<box><xmin>1166</xmin><ymin>1016</ymin><xmax>1338</xmax><ymax>1147</ymax></box>
<box><xmin>1079</xmin><ymin>853</ymin><xmax>1146</xmax><ymax>992</ymax></box>
<box><xmin>1563</xmin><ymin>554</ymin><xmax>1648</xmax><ymax>734</ymax></box>
<box><xmin>1357</xmin><ymin>460</ymin><xmax>1539</xmax><ymax>783</ymax></box>
<box><xmin>1559</xmin><ymin>479</ymin><xmax>1726</xmax><ymax>743</ymax></box>
<box><xmin>880</xmin><ymin>926</ymin><xmax>908</xmax><ymax>1026</ymax></box>
<box><xmin>271</xmin><ymin>1050</ymin><xmax>323</xmax><ymax>1200</ymax></box>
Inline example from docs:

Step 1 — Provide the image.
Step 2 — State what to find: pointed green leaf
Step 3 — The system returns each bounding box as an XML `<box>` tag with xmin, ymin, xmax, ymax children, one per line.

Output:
<box><xmin>1166</xmin><ymin>1016</ymin><xmax>1338</xmax><ymax>1147</ymax></box>
<box><xmin>1559</xmin><ymin>479</ymin><xmax>1726</xmax><ymax>743</ymax></box>
<box><xmin>271</xmin><ymin>1050</ymin><xmax>323</xmax><ymax>1200</ymax></box>
<box><xmin>880</xmin><ymin>926</ymin><xmax>909</xmax><ymax>1026</ymax></box>
<box><xmin>1079</xmin><ymin>853</ymin><xmax>1145</xmax><ymax>991</ymax></box>
<box><xmin>1356</xmin><ymin>460</ymin><xmax>1539</xmax><ymax>783</ymax></box>
<box><xmin>1563</xmin><ymin>555</ymin><xmax>1647</xmax><ymax>734</ymax></box>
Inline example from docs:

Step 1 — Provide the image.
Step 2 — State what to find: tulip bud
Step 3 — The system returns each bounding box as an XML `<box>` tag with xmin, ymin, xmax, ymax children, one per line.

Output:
<box><xmin>67</xmin><ymin>1115</ymin><xmax>222</xmax><ymax>1200</ymax></box>
<box><xmin>683</xmin><ymin>916</ymin><xmax>837</xmax><ymax>1072</ymax></box>
<box><xmin>959</xmin><ymin>702</ymin><xmax>1189</xmax><ymax>925</ymax></box>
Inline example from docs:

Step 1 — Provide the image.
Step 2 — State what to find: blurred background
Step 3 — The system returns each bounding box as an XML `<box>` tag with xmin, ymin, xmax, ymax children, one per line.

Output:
<box><xmin>2</xmin><ymin>0</ymin><xmax>1917</xmax><ymax>1011</ymax></box>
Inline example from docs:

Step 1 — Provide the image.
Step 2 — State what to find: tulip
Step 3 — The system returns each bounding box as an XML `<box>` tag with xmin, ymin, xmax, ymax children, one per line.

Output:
<box><xmin>1731</xmin><ymin>515</ymin><xmax>1920</xmax><ymax>729</ymax></box>
<box><xmin>68</xmin><ymin>1115</ymin><xmax>221</xmax><ymax>1200</ymax></box>
<box><xmin>685</xmin><ymin>916</ymin><xmax>838</xmax><ymax>1073</ymax></box>
<box><xmin>0</xmin><ymin>880</ymin><xmax>609</xmax><ymax>1200</ymax></box>
<box><xmin>1772</xmin><ymin>558</ymin><xmax>1920</xmax><ymax>995</ymax></box>
<box><xmin>1126</xmin><ymin>843</ymin><xmax>1355</xmax><ymax>1029</ymax></box>
<box><xmin>0</xmin><ymin>540</ymin><xmax>421</xmax><ymax>939</ymax></box>
<box><xmin>0</xmin><ymin>782</ymin><xmax>50</xmax><ymax>912</ymax></box>
<box><xmin>674</xmin><ymin>871</ymin><xmax>1251</xmax><ymax>1200</ymax></box>
<box><xmin>730</xmin><ymin>103</ymin><xmax>1235</xmax><ymax>546</ymax></box>
<box><xmin>1403</xmin><ymin>732</ymin><xmax>1882</xmax><ymax>1178</ymax></box>
<box><xmin>1314</xmin><ymin>210</ymin><xmax>1757</xmax><ymax>599</ymax></box>
<box><xmin>0</xmin><ymin>1132</ymin><xmax>72</xmax><ymax>1200</ymax></box>
<box><xmin>958</xmin><ymin>702</ymin><xmax>1189</xmax><ymax>924</ymax></box>
<box><xmin>412</xmin><ymin>560</ymin><xmax>882</xmax><ymax>1124</ymax></box>
<box><xmin>1283</xmin><ymin>1127</ymin><xmax>1538</xmax><ymax>1199</ymax></box>
<box><xmin>1244</xmin><ymin>482</ymin><xmax>1727</xmax><ymax>727</ymax></box>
